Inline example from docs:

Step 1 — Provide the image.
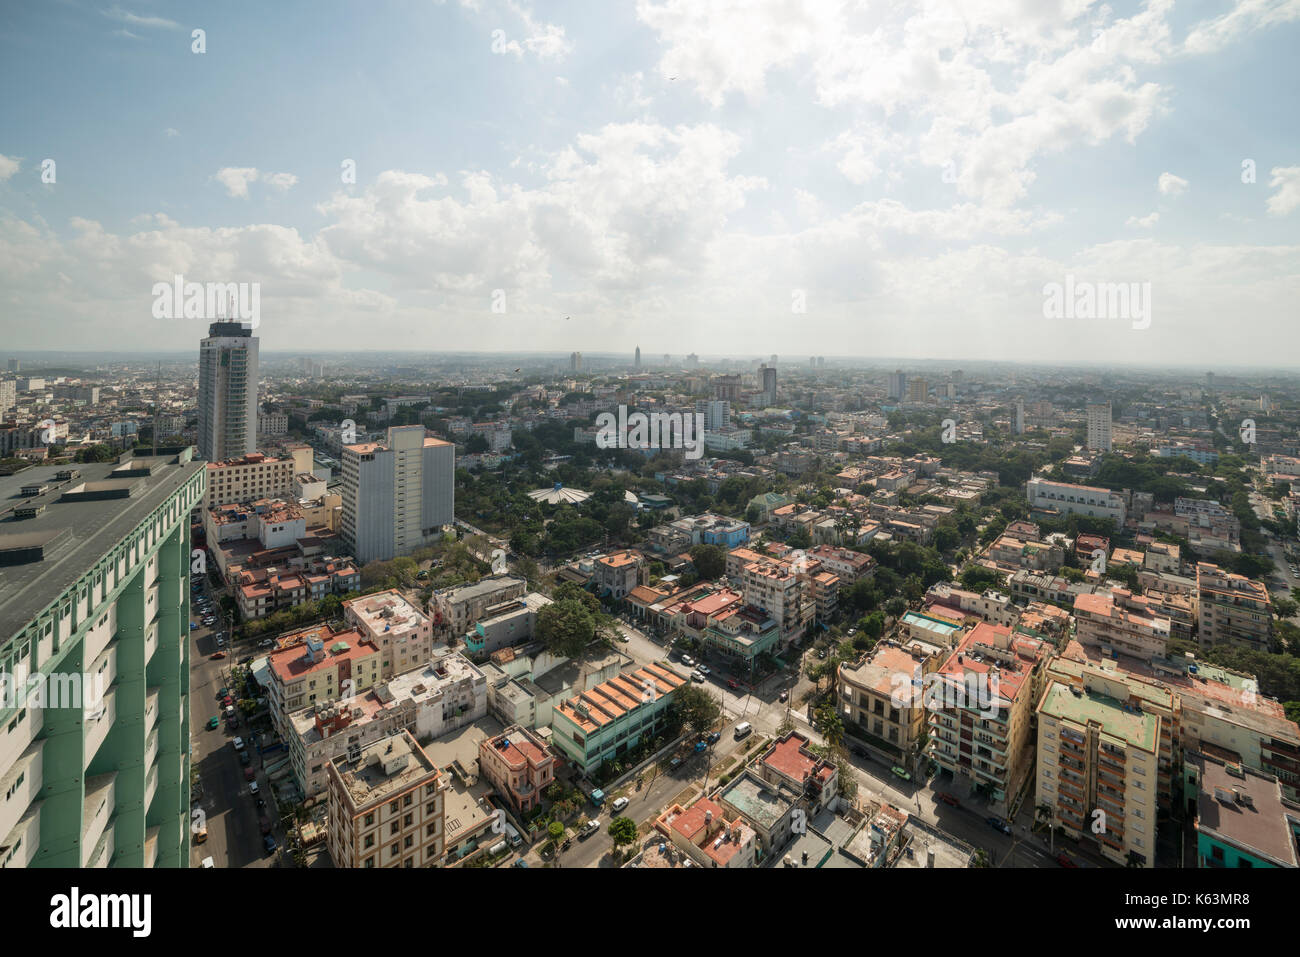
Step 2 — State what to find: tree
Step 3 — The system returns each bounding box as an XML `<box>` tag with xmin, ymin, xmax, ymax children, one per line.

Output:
<box><xmin>535</xmin><ymin>599</ymin><xmax>596</xmax><ymax>657</ymax></box>
<box><xmin>671</xmin><ymin>683</ymin><xmax>721</xmax><ymax>736</ymax></box>
<box><xmin>608</xmin><ymin>816</ymin><xmax>638</xmax><ymax>849</ymax></box>
<box><xmin>688</xmin><ymin>544</ymin><xmax>726</xmax><ymax>581</ymax></box>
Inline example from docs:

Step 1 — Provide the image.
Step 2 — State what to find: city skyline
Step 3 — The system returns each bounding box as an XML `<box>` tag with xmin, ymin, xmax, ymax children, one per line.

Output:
<box><xmin>2</xmin><ymin>2</ymin><xmax>1299</xmax><ymax>365</ymax></box>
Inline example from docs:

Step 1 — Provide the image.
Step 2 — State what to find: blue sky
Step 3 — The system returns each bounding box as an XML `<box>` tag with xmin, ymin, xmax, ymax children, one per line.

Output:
<box><xmin>1</xmin><ymin>0</ymin><xmax>1298</xmax><ymax>365</ymax></box>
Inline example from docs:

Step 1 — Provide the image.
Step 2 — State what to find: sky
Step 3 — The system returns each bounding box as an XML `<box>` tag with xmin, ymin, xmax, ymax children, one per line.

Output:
<box><xmin>1</xmin><ymin>0</ymin><xmax>1298</xmax><ymax>366</ymax></box>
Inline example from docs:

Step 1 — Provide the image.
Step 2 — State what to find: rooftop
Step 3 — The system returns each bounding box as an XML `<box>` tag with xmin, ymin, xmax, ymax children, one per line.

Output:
<box><xmin>0</xmin><ymin>451</ymin><xmax>205</xmax><ymax>645</ymax></box>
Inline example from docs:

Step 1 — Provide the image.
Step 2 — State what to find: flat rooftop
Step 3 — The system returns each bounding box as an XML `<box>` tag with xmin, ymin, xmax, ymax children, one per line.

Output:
<box><xmin>0</xmin><ymin>451</ymin><xmax>205</xmax><ymax>644</ymax></box>
<box><xmin>1190</xmin><ymin>751</ymin><xmax>1299</xmax><ymax>866</ymax></box>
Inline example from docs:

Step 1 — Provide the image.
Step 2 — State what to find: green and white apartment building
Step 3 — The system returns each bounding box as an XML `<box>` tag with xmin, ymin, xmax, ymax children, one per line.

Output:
<box><xmin>0</xmin><ymin>449</ymin><xmax>205</xmax><ymax>867</ymax></box>
<box><xmin>551</xmin><ymin>663</ymin><xmax>686</xmax><ymax>775</ymax></box>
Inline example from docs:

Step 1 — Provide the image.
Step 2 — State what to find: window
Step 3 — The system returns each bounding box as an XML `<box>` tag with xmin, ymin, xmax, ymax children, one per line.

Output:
<box><xmin>364</xmin><ymin>834</ymin><xmax>374</xmax><ymax>849</ymax></box>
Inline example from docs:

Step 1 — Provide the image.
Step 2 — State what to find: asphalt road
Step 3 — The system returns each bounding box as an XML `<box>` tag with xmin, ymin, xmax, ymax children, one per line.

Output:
<box><xmin>187</xmin><ymin>575</ymin><xmax>284</xmax><ymax>868</ymax></box>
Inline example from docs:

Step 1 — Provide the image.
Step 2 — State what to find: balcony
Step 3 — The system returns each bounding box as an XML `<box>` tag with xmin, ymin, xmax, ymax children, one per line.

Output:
<box><xmin>80</xmin><ymin>773</ymin><xmax>117</xmax><ymax>866</ymax></box>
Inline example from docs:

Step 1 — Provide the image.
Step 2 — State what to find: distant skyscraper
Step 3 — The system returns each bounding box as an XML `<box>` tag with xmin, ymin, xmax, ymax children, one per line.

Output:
<box><xmin>570</xmin><ymin>351</ymin><xmax>582</xmax><ymax>371</ymax></box>
<box><xmin>686</xmin><ymin>353</ymin><xmax>699</xmax><ymax>368</ymax></box>
<box><xmin>663</xmin><ymin>354</ymin><xmax>670</xmax><ymax>366</ymax></box>
<box><xmin>712</xmin><ymin>374</ymin><xmax>742</xmax><ymax>403</ymax></box>
<box><xmin>1087</xmin><ymin>401</ymin><xmax>1113</xmax><ymax>452</ymax></box>
<box><xmin>634</xmin><ymin>346</ymin><xmax>641</xmax><ymax>369</ymax></box>
<box><xmin>770</xmin><ymin>354</ymin><xmax>778</xmax><ymax>366</ymax></box>
<box><xmin>1206</xmin><ymin>372</ymin><xmax>1216</xmax><ymax>393</ymax></box>
<box><xmin>1014</xmin><ymin>398</ymin><xmax>1025</xmax><ymax>435</ymax></box>
<box><xmin>762</xmin><ymin>366</ymin><xmax>778</xmax><ymax>406</ymax></box>
<box><xmin>888</xmin><ymin>370</ymin><xmax>907</xmax><ymax>400</ymax></box>
<box><xmin>5</xmin><ymin>358</ymin><xmax>18</xmax><ymax>373</ymax></box>
<box><xmin>908</xmin><ymin>377</ymin><xmax>929</xmax><ymax>403</ymax></box>
<box><xmin>197</xmin><ymin>321</ymin><xmax>259</xmax><ymax>462</ymax></box>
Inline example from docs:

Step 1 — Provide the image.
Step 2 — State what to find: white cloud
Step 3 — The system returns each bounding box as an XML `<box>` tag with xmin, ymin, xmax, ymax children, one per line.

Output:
<box><xmin>0</xmin><ymin>154</ymin><xmax>20</xmax><ymax>182</ymax></box>
<box><xmin>1126</xmin><ymin>212</ymin><xmax>1160</xmax><ymax>228</ymax></box>
<box><xmin>1184</xmin><ymin>0</ymin><xmax>1300</xmax><ymax>55</ymax></box>
<box><xmin>1266</xmin><ymin>166</ymin><xmax>1300</xmax><ymax>216</ymax></box>
<box><xmin>215</xmin><ymin>167</ymin><xmax>260</xmax><ymax>198</ymax></box>
<box><xmin>262</xmin><ymin>172</ymin><xmax>298</xmax><ymax>191</ymax></box>
<box><xmin>164</xmin><ymin>128</ymin><xmax>180</xmax><ymax>138</ymax></box>
<box><xmin>1158</xmin><ymin>172</ymin><xmax>1189</xmax><ymax>196</ymax></box>
<box><xmin>104</xmin><ymin>6</ymin><xmax>179</xmax><ymax>30</ymax></box>
<box><xmin>214</xmin><ymin>168</ymin><xmax>298</xmax><ymax>197</ymax></box>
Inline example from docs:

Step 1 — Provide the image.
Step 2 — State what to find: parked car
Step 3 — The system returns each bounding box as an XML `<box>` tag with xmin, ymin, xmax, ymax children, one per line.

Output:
<box><xmin>816</xmin><ymin>649</ymin><xmax>827</xmax><ymax>660</ymax></box>
<box><xmin>936</xmin><ymin>792</ymin><xmax>960</xmax><ymax>808</ymax></box>
<box><xmin>215</xmin><ymin>636</ymin><xmax>226</xmax><ymax>648</ymax></box>
<box><xmin>578</xmin><ymin>819</ymin><xmax>600</xmax><ymax>839</ymax></box>
<box><xmin>697</xmin><ymin>664</ymin><xmax>711</xmax><ymax>676</ymax></box>
<box><xmin>986</xmin><ymin>816</ymin><xmax>1012</xmax><ymax>835</ymax></box>
<box><xmin>263</xmin><ymin>834</ymin><xmax>277</xmax><ymax>854</ymax></box>
<box><xmin>778</xmin><ymin>690</ymin><xmax>788</xmax><ymax>702</ymax></box>
<box><xmin>691</xmin><ymin>671</ymin><xmax>705</xmax><ymax>683</ymax></box>
<box><xmin>259</xmin><ymin>816</ymin><xmax>272</xmax><ymax>835</ymax></box>
<box><xmin>244</xmin><ymin>767</ymin><xmax>256</xmax><ymax>781</ymax></box>
<box><xmin>195</xmin><ymin>826</ymin><xmax>208</xmax><ymax>845</ymax></box>
<box><xmin>680</xmin><ymin>655</ymin><xmax>695</xmax><ymax>667</ymax></box>
<box><xmin>249</xmin><ymin>780</ymin><xmax>260</xmax><ymax>795</ymax></box>
<box><xmin>209</xmin><ymin>651</ymin><xmax>226</xmax><ymax>660</ymax></box>
<box><xmin>726</xmin><ymin>678</ymin><xmax>740</xmax><ymax>690</ymax></box>
<box><xmin>217</xmin><ymin>687</ymin><xmax>228</xmax><ymax>698</ymax></box>
<box><xmin>239</xmin><ymin>750</ymin><xmax>251</xmax><ymax>766</ymax></box>
<box><xmin>890</xmin><ymin>766</ymin><xmax>911</xmax><ymax>781</ymax></box>
<box><xmin>611</xmin><ymin>796</ymin><xmax>629</xmax><ymax>813</ymax></box>
<box><xmin>259</xmin><ymin>639</ymin><xmax>275</xmax><ymax>649</ymax></box>
<box><xmin>706</xmin><ymin>731</ymin><xmax>721</xmax><ymax>744</ymax></box>
<box><xmin>233</xmin><ymin>737</ymin><xmax>245</xmax><ymax>751</ymax></box>
<box><xmin>669</xmin><ymin>756</ymin><xmax>684</xmax><ymax>771</ymax></box>
<box><xmin>206</xmin><ymin>716</ymin><xmax>220</xmax><ymax>730</ymax></box>
<box><xmin>850</xmin><ymin>744</ymin><xmax>868</xmax><ymax>759</ymax></box>
<box><xmin>1056</xmin><ymin>852</ymin><xmax>1078</xmax><ymax>868</ymax></box>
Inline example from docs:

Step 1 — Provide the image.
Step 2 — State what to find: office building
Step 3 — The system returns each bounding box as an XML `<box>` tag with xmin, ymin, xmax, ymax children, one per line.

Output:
<box><xmin>1073</xmin><ymin>588</ymin><xmax>1172</xmax><ymax>662</ymax></box>
<box><xmin>1014</xmin><ymin>398</ymin><xmax>1025</xmax><ymax>435</ymax></box>
<box><xmin>325</xmin><ymin>731</ymin><xmax>446</xmax><ymax>868</ymax></box>
<box><xmin>0</xmin><ymin>449</ymin><xmax>206</xmax><ymax>867</ymax></box>
<box><xmin>340</xmin><ymin>425</ymin><xmax>455</xmax><ymax>564</ymax></box>
<box><xmin>907</xmin><ymin>377</ymin><xmax>929</xmax><ymax>403</ymax></box>
<box><xmin>197</xmin><ymin>321</ymin><xmax>259</xmax><ymax>462</ymax></box>
<box><xmin>634</xmin><ymin>346</ymin><xmax>641</xmax><ymax>369</ymax></box>
<box><xmin>569</xmin><ymin>352</ymin><xmax>582</xmax><ymax>372</ymax></box>
<box><xmin>761</xmin><ymin>366</ymin><xmax>777</xmax><ymax>406</ymax></box>
<box><xmin>1086</xmin><ymin>401</ymin><xmax>1113</xmax><ymax>453</ymax></box>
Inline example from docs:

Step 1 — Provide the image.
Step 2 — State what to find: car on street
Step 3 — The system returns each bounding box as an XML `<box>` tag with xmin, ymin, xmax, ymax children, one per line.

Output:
<box><xmin>690</xmin><ymin>671</ymin><xmax>705</xmax><ymax>683</ymax></box>
<box><xmin>249</xmin><ymin>780</ymin><xmax>260</xmax><ymax>795</ymax></box>
<box><xmin>210</xmin><ymin>651</ymin><xmax>226</xmax><ymax>660</ymax></box>
<box><xmin>263</xmin><ymin>834</ymin><xmax>277</xmax><ymax>854</ymax></box>
<box><xmin>259</xmin><ymin>816</ymin><xmax>273</xmax><ymax>835</ymax></box>
<box><xmin>617</xmin><ymin>632</ymin><xmax>630</xmax><ymax>643</ymax></box>
<box><xmin>707</xmin><ymin>731</ymin><xmax>721</xmax><ymax>744</ymax></box>
<box><xmin>680</xmin><ymin>654</ymin><xmax>695</xmax><ymax>667</ymax></box>
<box><xmin>726</xmin><ymin>678</ymin><xmax>740</xmax><ymax>690</ymax></box>
<box><xmin>578</xmin><ymin>819</ymin><xmax>600</xmax><ymax>839</ymax></box>
<box><xmin>206</xmin><ymin>716</ymin><xmax>220</xmax><ymax>730</ymax></box>
<box><xmin>611</xmin><ymin>796</ymin><xmax>629</xmax><ymax>813</ymax></box>
<box><xmin>217</xmin><ymin>687</ymin><xmax>228</xmax><ymax>698</ymax></box>
<box><xmin>1056</xmin><ymin>852</ymin><xmax>1078</xmax><ymax>868</ymax></box>
<box><xmin>850</xmin><ymin>744</ymin><xmax>868</xmax><ymax>758</ymax></box>
<box><xmin>936</xmin><ymin>792</ymin><xmax>960</xmax><ymax>808</ymax></box>
<box><xmin>190</xmin><ymin>623</ymin><xmax>199</xmax><ymax>631</ymax></box>
<box><xmin>259</xmin><ymin>639</ymin><xmax>275</xmax><ymax>649</ymax></box>
<box><xmin>233</xmin><ymin>736</ymin><xmax>245</xmax><ymax>751</ymax></box>
<box><xmin>696</xmin><ymin>664</ymin><xmax>710</xmax><ymax>676</ymax></box>
<box><xmin>986</xmin><ymin>816</ymin><xmax>1011</xmax><ymax>835</ymax></box>
<box><xmin>240</xmin><ymin>750</ymin><xmax>251</xmax><ymax>766</ymax></box>
<box><xmin>890</xmin><ymin>766</ymin><xmax>911</xmax><ymax>781</ymax></box>
<box><xmin>215</xmin><ymin>636</ymin><xmax>226</xmax><ymax>647</ymax></box>
<box><xmin>195</xmin><ymin>826</ymin><xmax>208</xmax><ymax>844</ymax></box>
<box><xmin>778</xmin><ymin>690</ymin><xmax>788</xmax><ymax>702</ymax></box>
<box><xmin>669</xmin><ymin>756</ymin><xmax>684</xmax><ymax>771</ymax></box>
<box><xmin>513</xmin><ymin>858</ymin><xmax>528</xmax><ymax>867</ymax></box>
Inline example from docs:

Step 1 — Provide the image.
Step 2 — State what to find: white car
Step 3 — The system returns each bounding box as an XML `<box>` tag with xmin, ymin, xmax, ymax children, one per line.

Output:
<box><xmin>680</xmin><ymin>655</ymin><xmax>695</xmax><ymax>667</ymax></box>
<box><xmin>233</xmin><ymin>736</ymin><xmax>245</xmax><ymax>751</ymax></box>
<box><xmin>691</xmin><ymin>671</ymin><xmax>705</xmax><ymax>683</ymax></box>
<box><xmin>611</xmin><ymin>796</ymin><xmax>629</xmax><ymax>813</ymax></box>
<box><xmin>249</xmin><ymin>780</ymin><xmax>259</xmax><ymax>795</ymax></box>
<box><xmin>697</xmin><ymin>664</ymin><xmax>711</xmax><ymax>676</ymax></box>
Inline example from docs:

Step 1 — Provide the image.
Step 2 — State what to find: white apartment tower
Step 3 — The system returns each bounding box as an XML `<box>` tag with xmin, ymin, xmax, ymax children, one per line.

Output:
<box><xmin>1086</xmin><ymin>401</ymin><xmax>1113</xmax><ymax>453</ymax></box>
<box><xmin>197</xmin><ymin>321</ymin><xmax>259</xmax><ymax>462</ymax></box>
<box><xmin>341</xmin><ymin>425</ymin><xmax>455</xmax><ymax>564</ymax></box>
<box><xmin>1014</xmin><ymin>398</ymin><xmax>1026</xmax><ymax>435</ymax></box>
